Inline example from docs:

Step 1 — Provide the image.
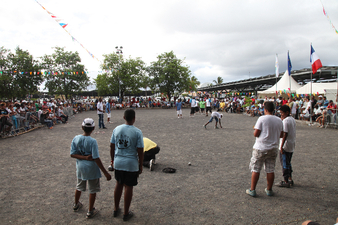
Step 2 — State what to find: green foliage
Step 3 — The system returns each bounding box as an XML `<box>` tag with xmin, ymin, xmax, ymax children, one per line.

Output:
<box><xmin>147</xmin><ymin>51</ymin><xmax>192</xmax><ymax>100</ymax></box>
<box><xmin>213</xmin><ymin>76</ymin><xmax>223</xmax><ymax>85</ymax></box>
<box><xmin>40</xmin><ymin>47</ymin><xmax>89</xmax><ymax>99</ymax></box>
<box><xmin>0</xmin><ymin>46</ymin><xmax>43</xmax><ymax>99</ymax></box>
<box><xmin>95</xmin><ymin>53</ymin><xmax>145</xmax><ymax>99</ymax></box>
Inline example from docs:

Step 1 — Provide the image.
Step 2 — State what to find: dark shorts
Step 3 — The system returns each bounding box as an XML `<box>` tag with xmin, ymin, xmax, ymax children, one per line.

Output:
<box><xmin>206</xmin><ymin>107</ymin><xmax>212</xmax><ymax>113</ymax></box>
<box><xmin>115</xmin><ymin>170</ymin><xmax>139</xmax><ymax>186</ymax></box>
<box><xmin>200</xmin><ymin>108</ymin><xmax>205</xmax><ymax>112</ymax></box>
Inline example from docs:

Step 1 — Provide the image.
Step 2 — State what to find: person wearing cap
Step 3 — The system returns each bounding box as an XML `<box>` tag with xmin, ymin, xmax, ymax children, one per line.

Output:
<box><xmin>203</xmin><ymin>111</ymin><xmax>223</xmax><ymax>129</ymax></box>
<box><xmin>70</xmin><ymin>118</ymin><xmax>112</xmax><ymax>219</ymax></box>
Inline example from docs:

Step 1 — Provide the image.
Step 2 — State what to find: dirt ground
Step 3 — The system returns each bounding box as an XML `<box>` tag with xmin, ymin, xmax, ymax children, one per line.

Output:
<box><xmin>0</xmin><ymin>108</ymin><xmax>337</xmax><ymax>225</ymax></box>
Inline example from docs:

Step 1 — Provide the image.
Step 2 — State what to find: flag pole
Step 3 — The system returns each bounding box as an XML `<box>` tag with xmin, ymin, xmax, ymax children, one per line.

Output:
<box><xmin>275</xmin><ymin>54</ymin><xmax>278</xmax><ymax>100</ymax></box>
<box><xmin>310</xmin><ymin>44</ymin><xmax>313</xmax><ymax>124</ymax></box>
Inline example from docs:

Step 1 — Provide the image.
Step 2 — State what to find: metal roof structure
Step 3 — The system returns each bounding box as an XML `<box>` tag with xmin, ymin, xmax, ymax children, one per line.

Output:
<box><xmin>197</xmin><ymin>66</ymin><xmax>338</xmax><ymax>93</ymax></box>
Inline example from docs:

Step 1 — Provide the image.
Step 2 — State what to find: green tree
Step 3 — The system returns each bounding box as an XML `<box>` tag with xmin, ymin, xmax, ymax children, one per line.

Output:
<box><xmin>0</xmin><ymin>46</ymin><xmax>42</xmax><ymax>99</ymax></box>
<box><xmin>96</xmin><ymin>53</ymin><xmax>145</xmax><ymax>100</ymax></box>
<box><xmin>147</xmin><ymin>51</ymin><xmax>191</xmax><ymax>101</ymax></box>
<box><xmin>40</xmin><ymin>47</ymin><xmax>89</xmax><ymax>100</ymax></box>
<box><xmin>213</xmin><ymin>76</ymin><xmax>223</xmax><ymax>85</ymax></box>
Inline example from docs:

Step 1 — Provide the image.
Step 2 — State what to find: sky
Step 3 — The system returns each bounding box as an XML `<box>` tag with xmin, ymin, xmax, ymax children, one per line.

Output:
<box><xmin>1</xmin><ymin>0</ymin><xmax>338</xmax><ymax>91</ymax></box>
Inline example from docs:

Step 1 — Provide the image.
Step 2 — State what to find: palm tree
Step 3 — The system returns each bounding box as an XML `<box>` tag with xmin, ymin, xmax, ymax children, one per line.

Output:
<box><xmin>188</xmin><ymin>76</ymin><xmax>200</xmax><ymax>91</ymax></box>
<box><xmin>213</xmin><ymin>76</ymin><xmax>223</xmax><ymax>85</ymax></box>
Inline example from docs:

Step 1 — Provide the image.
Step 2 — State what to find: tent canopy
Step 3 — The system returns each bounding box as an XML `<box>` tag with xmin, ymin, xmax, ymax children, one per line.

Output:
<box><xmin>258</xmin><ymin>70</ymin><xmax>302</xmax><ymax>94</ymax></box>
<box><xmin>296</xmin><ymin>82</ymin><xmax>337</xmax><ymax>95</ymax></box>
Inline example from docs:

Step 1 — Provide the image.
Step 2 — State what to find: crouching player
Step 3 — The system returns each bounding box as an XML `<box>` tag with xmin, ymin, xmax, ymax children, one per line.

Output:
<box><xmin>204</xmin><ymin>111</ymin><xmax>223</xmax><ymax>129</ymax></box>
<box><xmin>143</xmin><ymin>137</ymin><xmax>160</xmax><ymax>171</ymax></box>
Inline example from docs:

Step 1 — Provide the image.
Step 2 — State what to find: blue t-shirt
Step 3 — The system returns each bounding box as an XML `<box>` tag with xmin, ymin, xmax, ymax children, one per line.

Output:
<box><xmin>70</xmin><ymin>135</ymin><xmax>101</xmax><ymax>180</ymax></box>
<box><xmin>110</xmin><ymin>124</ymin><xmax>144</xmax><ymax>172</ymax></box>
<box><xmin>176</xmin><ymin>102</ymin><xmax>182</xmax><ymax>110</ymax></box>
<box><xmin>106</xmin><ymin>102</ymin><xmax>110</xmax><ymax>113</ymax></box>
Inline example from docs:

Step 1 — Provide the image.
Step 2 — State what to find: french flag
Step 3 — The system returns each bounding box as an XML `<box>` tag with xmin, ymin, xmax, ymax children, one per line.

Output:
<box><xmin>310</xmin><ymin>45</ymin><xmax>322</xmax><ymax>74</ymax></box>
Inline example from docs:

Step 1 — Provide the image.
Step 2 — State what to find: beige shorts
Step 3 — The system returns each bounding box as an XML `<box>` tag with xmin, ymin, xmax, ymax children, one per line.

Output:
<box><xmin>76</xmin><ymin>178</ymin><xmax>100</xmax><ymax>194</ymax></box>
<box><xmin>249</xmin><ymin>148</ymin><xmax>278</xmax><ymax>173</ymax></box>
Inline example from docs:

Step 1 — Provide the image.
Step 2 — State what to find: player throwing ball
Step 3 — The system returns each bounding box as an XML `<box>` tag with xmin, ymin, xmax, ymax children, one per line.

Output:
<box><xmin>204</xmin><ymin>111</ymin><xmax>223</xmax><ymax>129</ymax></box>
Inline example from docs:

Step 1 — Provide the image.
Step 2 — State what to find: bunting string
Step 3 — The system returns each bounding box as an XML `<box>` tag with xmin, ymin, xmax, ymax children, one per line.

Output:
<box><xmin>320</xmin><ymin>0</ymin><xmax>338</xmax><ymax>34</ymax></box>
<box><xmin>34</xmin><ymin>0</ymin><xmax>102</xmax><ymax>63</ymax></box>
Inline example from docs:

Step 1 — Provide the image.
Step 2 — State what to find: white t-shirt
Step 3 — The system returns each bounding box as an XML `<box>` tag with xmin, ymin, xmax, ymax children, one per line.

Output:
<box><xmin>190</xmin><ymin>99</ymin><xmax>196</xmax><ymax>107</ymax></box>
<box><xmin>206</xmin><ymin>99</ymin><xmax>211</xmax><ymax>107</ymax></box>
<box><xmin>280</xmin><ymin>116</ymin><xmax>296</xmax><ymax>152</ymax></box>
<box><xmin>211</xmin><ymin>111</ymin><xmax>222</xmax><ymax>118</ymax></box>
<box><xmin>97</xmin><ymin>102</ymin><xmax>103</xmax><ymax>114</ymax></box>
<box><xmin>253</xmin><ymin>115</ymin><xmax>283</xmax><ymax>151</ymax></box>
<box><xmin>291</xmin><ymin>102</ymin><xmax>297</xmax><ymax>114</ymax></box>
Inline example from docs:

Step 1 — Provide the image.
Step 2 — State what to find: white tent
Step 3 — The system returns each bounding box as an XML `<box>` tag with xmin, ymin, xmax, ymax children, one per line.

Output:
<box><xmin>258</xmin><ymin>70</ymin><xmax>302</xmax><ymax>94</ymax></box>
<box><xmin>296</xmin><ymin>82</ymin><xmax>337</xmax><ymax>95</ymax></box>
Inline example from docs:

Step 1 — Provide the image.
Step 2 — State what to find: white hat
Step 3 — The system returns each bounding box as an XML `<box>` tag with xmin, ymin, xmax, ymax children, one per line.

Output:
<box><xmin>318</xmin><ymin>95</ymin><xmax>323</xmax><ymax>98</ymax></box>
<box><xmin>220</xmin><ymin>113</ymin><xmax>223</xmax><ymax>117</ymax></box>
<box><xmin>82</xmin><ymin>118</ymin><xmax>95</xmax><ymax>127</ymax></box>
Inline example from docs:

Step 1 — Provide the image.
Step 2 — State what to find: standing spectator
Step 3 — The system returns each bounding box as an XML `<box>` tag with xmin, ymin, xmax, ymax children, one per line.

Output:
<box><xmin>70</xmin><ymin>118</ymin><xmax>112</xmax><ymax>219</ymax></box>
<box><xmin>275</xmin><ymin>105</ymin><xmax>296</xmax><ymax>188</ymax></box>
<box><xmin>176</xmin><ymin>99</ymin><xmax>183</xmax><ymax>118</ymax></box>
<box><xmin>246</xmin><ymin>102</ymin><xmax>283</xmax><ymax>197</ymax></box>
<box><xmin>106</xmin><ymin>99</ymin><xmax>112</xmax><ymax>124</ymax></box>
<box><xmin>205</xmin><ymin>96</ymin><xmax>212</xmax><ymax>116</ymax></box>
<box><xmin>110</xmin><ymin>109</ymin><xmax>144</xmax><ymax>221</ymax></box>
<box><xmin>190</xmin><ymin>98</ymin><xmax>197</xmax><ymax>117</ymax></box>
<box><xmin>199</xmin><ymin>98</ymin><xmax>206</xmax><ymax>114</ymax></box>
<box><xmin>97</xmin><ymin>98</ymin><xmax>106</xmax><ymax>129</ymax></box>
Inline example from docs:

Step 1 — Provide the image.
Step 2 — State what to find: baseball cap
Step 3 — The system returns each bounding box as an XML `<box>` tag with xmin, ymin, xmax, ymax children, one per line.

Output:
<box><xmin>82</xmin><ymin>118</ymin><xmax>95</xmax><ymax>127</ymax></box>
<box><xmin>318</xmin><ymin>95</ymin><xmax>323</xmax><ymax>98</ymax></box>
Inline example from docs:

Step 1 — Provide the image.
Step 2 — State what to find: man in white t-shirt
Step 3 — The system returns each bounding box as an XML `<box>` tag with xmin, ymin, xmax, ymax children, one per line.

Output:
<box><xmin>246</xmin><ymin>101</ymin><xmax>283</xmax><ymax>197</ymax></box>
<box><xmin>190</xmin><ymin>98</ymin><xmax>196</xmax><ymax>117</ymax></box>
<box><xmin>203</xmin><ymin>111</ymin><xmax>223</xmax><ymax>129</ymax></box>
<box><xmin>97</xmin><ymin>98</ymin><xmax>106</xmax><ymax>129</ymax></box>
<box><xmin>205</xmin><ymin>97</ymin><xmax>212</xmax><ymax>116</ymax></box>
<box><xmin>275</xmin><ymin>105</ymin><xmax>296</xmax><ymax>188</ymax></box>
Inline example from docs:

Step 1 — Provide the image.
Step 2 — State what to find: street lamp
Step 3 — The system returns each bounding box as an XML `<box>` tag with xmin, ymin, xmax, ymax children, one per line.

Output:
<box><xmin>115</xmin><ymin>46</ymin><xmax>123</xmax><ymax>102</ymax></box>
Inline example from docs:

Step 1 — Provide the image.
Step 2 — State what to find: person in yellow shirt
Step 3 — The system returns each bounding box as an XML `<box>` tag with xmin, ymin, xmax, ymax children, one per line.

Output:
<box><xmin>220</xmin><ymin>100</ymin><xmax>226</xmax><ymax>112</ymax></box>
<box><xmin>143</xmin><ymin>137</ymin><xmax>160</xmax><ymax>171</ymax></box>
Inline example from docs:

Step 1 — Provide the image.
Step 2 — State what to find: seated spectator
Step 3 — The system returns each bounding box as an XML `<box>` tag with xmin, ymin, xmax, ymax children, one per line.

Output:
<box><xmin>312</xmin><ymin>105</ymin><xmax>322</xmax><ymax>122</ymax></box>
<box><xmin>58</xmin><ymin>106</ymin><xmax>68</xmax><ymax>123</ymax></box>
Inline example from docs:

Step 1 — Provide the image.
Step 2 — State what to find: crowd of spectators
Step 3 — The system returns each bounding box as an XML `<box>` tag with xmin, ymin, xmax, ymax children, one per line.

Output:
<box><xmin>0</xmin><ymin>99</ymin><xmax>81</xmax><ymax>138</ymax></box>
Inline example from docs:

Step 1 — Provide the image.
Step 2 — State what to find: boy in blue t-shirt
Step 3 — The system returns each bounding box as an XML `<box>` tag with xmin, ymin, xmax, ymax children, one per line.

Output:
<box><xmin>110</xmin><ymin>109</ymin><xmax>144</xmax><ymax>221</ymax></box>
<box><xmin>70</xmin><ymin>118</ymin><xmax>111</xmax><ymax>219</ymax></box>
<box><xmin>176</xmin><ymin>99</ymin><xmax>183</xmax><ymax>118</ymax></box>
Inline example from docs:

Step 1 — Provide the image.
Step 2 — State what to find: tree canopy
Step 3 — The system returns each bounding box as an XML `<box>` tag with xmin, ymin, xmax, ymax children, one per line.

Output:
<box><xmin>40</xmin><ymin>47</ymin><xmax>90</xmax><ymax>99</ymax></box>
<box><xmin>0</xmin><ymin>46</ymin><xmax>42</xmax><ymax>99</ymax></box>
<box><xmin>147</xmin><ymin>51</ymin><xmax>192</xmax><ymax>100</ymax></box>
<box><xmin>95</xmin><ymin>53</ymin><xmax>145</xmax><ymax>99</ymax></box>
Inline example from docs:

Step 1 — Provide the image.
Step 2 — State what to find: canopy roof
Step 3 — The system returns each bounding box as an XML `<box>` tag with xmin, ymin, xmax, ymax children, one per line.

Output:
<box><xmin>296</xmin><ymin>82</ymin><xmax>337</xmax><ymax>94</ymax></box>
<box><xmin>258</xmin><ymin>70</ymin><xmax>302</xmax><ymax>94</ymax></box>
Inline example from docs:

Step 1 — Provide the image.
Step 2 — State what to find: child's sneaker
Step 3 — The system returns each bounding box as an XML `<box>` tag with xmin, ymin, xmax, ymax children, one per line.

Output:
<box><xmin>73</xmin><ymin>202</ymin><xmax>83</xmax><ymax>212</ymax></box>
<box><xmin>246</xmin><ymin>189</ymin><xmax>256</xmax><ymax>197</ymax></box>
<box><xmin>86</xmin><ymin>208</ymin><xmax>98</xmax><ymax>219</ymax></box>
<box><xmin>203</xmin><ymin>125</ymin><xmax>206</xmax><ymax>129</ymax></box>
<box><xmin>265</xmin><ymin>188</ymin><xmax>274</xmax><ymax>196</ymax></box>
<box><xmin>214</xmin><ymin>126</ymin><xmax>219</xmax><ymax>129</ymax></box>
<box><xmin>289</xmin><ymin>180</ymin><xmax>294</xmax><ymax>187</ymax></box>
